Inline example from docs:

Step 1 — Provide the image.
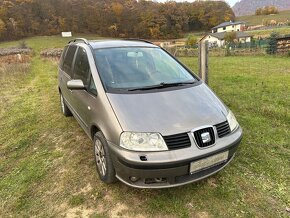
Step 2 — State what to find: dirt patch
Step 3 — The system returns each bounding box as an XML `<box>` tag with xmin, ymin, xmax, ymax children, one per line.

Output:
<box><xmin>196</xmin><ymin>212</ymin><xmax>210</xmax><ymax>218</ymax></box>
<box><xmin>60</xmin><ymin>203</ymin><xmax>95</xmax><ymax>218</ymax></box>
<box><xmin>110</xmin><ymin>203</ymin><xmax>129</xmax><ymax>218</ymax></box>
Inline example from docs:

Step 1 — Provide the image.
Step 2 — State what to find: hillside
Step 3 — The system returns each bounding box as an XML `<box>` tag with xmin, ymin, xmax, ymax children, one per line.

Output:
<box><xmin>0</xmin><ymin>0</ymin><xmax>234</xmax><ymax>41</ymax></box>
<box><xmin>233</xmin><ymin>0</ymin><xmax>290</xmax><ymax>16</ymax></box>
<box><xmin>236</xmin><ymin>10</ymin><xmax>290</xmax><ymax>26</ymax></box>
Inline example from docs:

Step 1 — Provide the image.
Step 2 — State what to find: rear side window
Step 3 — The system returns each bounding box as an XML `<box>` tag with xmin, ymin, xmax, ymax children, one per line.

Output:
<box><xmin>59</xmin><ymin>46</ymin><xmax>68</xmax><ymax>69</ymax></box>
<box><xmin>63</xmin><ymin>45</ymin><xmax>77</xmax><ymax>77</ymax></box>
<box><xmin>73</xmin><ymin>47</ymin><xmax>90</xmax><ymax>86</ymax></box>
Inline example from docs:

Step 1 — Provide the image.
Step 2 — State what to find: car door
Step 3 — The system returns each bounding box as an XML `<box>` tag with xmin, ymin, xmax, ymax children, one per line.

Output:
<box><xmin>59</xmin><ymin>45</ymin><xmax>77</xmax><ymax>108</ymax></box>
<box><xmin>70</xmin><ymin>46</ymin><xmax>96</xmax><ymax>133</ymax></box>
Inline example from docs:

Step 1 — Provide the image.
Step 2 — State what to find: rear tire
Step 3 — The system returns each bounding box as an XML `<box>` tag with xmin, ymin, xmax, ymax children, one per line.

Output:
<box><xmin>93</xmin><ymin>132</ymin><xmax>116</xmax><ymax>184</ymax></box>
<box><xmin>60</xmin><ymin>93</ymin><xmax>72</xmax><ymax>117</ymax></box>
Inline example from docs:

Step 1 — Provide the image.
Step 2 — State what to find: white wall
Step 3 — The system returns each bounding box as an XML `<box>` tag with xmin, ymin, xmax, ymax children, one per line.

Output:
<box><xmin>238</xmin><ymin>37</ymin><xmax>251</xmax><ymax>43</ymax></box>
<box><xmin>202</xmin><ymin>35</ymin><xmax>224</xmax><ymax>47</ymax></box>
<box><xmin>216</xmin><ymin>24</ymin><xmax>245</xmax><ymax>33</ymax></box>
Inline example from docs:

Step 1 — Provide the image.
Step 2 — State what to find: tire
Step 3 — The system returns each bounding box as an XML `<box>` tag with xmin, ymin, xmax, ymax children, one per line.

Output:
<box><xmin>60</xmin><ymin>93</ymin><xmax>72</xmax><ymax>117</ymax></box>
<box><xmin>93</xmin><ymin>132</ymin><xmax>116</xmax><ymax>184</ymax></box>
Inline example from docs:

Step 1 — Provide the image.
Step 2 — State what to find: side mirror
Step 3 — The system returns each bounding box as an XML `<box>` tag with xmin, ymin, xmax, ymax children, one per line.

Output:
<box><xmin>67</xmin><ymin>79</ymin><xmax>85</xmax><ymax>90</ymax></box>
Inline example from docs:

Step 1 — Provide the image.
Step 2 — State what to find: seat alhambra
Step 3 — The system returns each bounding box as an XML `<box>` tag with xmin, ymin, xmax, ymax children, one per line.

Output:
<box><xmin>58</xmin><ymin>38</ymin><xmax>243</xmax><ymax>188</ymax></box>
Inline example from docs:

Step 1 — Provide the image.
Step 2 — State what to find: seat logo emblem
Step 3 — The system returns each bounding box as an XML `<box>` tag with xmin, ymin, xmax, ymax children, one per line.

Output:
<box><xmin>201</xmin><ymin>132</ymin><xmax>211</xmax><ymax>143</ymax></box>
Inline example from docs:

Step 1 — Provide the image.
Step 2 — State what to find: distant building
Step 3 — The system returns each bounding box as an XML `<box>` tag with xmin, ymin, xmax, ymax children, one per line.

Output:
<box><xmin>200</xmin><ymin>20</ymin><xmax>250</xmax><ymax>47</ymax></box>
<box><xmin>211</xmin><ymin>21</ymin><xmax>246</xmax><ymax>33</ymax></box>
<box><xmin>201</xmin><ymin>32</ymin><xmax>251</xmax><ymax>47</ymax></box>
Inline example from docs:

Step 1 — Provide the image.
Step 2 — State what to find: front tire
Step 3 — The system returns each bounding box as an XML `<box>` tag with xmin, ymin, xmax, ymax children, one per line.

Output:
<box><xmin>60</xmin><ymin>93</ymin><xmax>72</xmax><ymax>117</ymax></box>
<box><xmin>93</xmin><ymin>132</ymin><xmax>116</xmax><ymax>184</ymax></box>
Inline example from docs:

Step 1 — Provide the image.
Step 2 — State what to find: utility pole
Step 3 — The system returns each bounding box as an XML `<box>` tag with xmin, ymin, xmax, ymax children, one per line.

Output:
<box><xmin>198</xmin><ymin>41</ymin><xmax>209</xmax><ymax>84</ymax></box>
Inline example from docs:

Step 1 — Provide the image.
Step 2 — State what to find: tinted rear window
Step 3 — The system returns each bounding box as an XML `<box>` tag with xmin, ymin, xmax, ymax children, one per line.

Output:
<box><xmin>63</xmin><ymin>45</ymin><xmax>77</xmax><ymax>77</ymax></box>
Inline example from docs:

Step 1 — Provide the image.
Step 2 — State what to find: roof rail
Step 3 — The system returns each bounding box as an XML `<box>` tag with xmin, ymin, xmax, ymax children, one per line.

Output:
<box><xmin>68</xmin><ymin>38</ymin><xmax>89</xmax><ymax>45</ymax></box>
<box><xmin>124</xmin><ymin>38</ymin><xmax>153</xmax><ymax>44</ymax></box>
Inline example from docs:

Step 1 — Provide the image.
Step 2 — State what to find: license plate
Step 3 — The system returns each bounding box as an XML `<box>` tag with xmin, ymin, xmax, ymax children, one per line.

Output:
<box><xmin>190</xmin><ymin>151</ymin><xmax>229</xmax><ymax>174</ymax></box>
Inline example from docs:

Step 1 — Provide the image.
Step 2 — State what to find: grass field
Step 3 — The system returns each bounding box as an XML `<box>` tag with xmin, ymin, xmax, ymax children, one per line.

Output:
<box><xmin>0</xmin><ymin>35</ymin><xmax>289</xmax><ymax>217</ymax></box>
<box><xmin>246</xmin><ymin>27</ymin><xmax>290</xmax><ymax>38</ymax></box>
<box><xmin>237</xmin><ymin>10</ymin><xmax>290</xmax><ymax>26</ymax></box>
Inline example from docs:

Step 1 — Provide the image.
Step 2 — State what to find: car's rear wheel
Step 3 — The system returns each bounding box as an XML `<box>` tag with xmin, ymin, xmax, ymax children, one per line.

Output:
<box><xmin>93</xmin><ymin>132</ymin><xmax>116</xmax><ymax>183</ymax></box>
<box><xmin>60</xmin><ymin>93</ymin><xmax>72</xmax><ymax>117</ymax></box>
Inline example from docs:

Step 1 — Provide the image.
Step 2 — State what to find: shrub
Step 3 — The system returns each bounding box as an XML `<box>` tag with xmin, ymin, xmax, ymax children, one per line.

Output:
<box><xmin>186</xmin><ymin>35</ymin><xmax>198</xmax><ymax>47</ymax></box>
<box><xmin>18</xmin><ymin>41</ymin><xmax>28</xmax><ymax>49</ymax></box>
<box><xmin>224</xmin><ymin>32</ymin><xmax>237</xmax><ymax>44</ymax></box>
<box><xmin>256</xmin><ymin>6</ymin><xmax>279</xmax><ymax>15</ymax></box>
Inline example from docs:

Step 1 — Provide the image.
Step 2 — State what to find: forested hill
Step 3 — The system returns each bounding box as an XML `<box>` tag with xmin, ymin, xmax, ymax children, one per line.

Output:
<box><xmin>233</xmin><ymin>0</ymin><xmax>290</xmax><ymax>16</ymax></box>
<box><xmin>0</xmin><ymin>0</ymin><xmax>234</xmax><ymax>41</ymax></box>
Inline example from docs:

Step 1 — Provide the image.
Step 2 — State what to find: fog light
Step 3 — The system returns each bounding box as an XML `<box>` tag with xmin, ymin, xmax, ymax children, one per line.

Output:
<box><xmin>130</xmin><ymin>176</ymin><xmax>139</xmax><ymax>182</ymax></box>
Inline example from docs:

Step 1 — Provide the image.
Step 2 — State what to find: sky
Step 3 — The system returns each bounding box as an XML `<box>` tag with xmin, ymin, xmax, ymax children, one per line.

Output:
<box><xmin>157</xmin><ymin>0</ymin><xmax>239</xmax><ymax>7</ymax></box>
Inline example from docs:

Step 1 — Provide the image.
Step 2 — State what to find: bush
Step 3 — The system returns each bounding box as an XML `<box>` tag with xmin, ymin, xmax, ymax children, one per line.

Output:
<box><xmin>256</xmin><ymin>6</ymin><xmax>279</xmax><ymax>15</ymax></box>
<box><xmin>186</xmin><ymin>35</ymin><xmax>198</xmax><ymax>47</ymax></box>
<box><xmin>224</xmin><ymin>32</ymin><xmax>237</xmax><ymax>43</ymax></box>
<box><xmin>18</xmin><ymin>41</ymin><xmax>28</xmax><ymax>49</ymax></box>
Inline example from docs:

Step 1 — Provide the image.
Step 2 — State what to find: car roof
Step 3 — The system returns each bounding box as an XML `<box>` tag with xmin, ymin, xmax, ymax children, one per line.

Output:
<box><xmin>72</xmin><ymin>39</ymin><xmax>158</xmax><ymax>49</ymax></box>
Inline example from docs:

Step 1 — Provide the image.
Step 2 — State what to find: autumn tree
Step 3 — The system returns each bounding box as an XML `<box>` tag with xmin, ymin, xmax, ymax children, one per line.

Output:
<box><xmin>256</xmin><ymin>6</ymin><xmax>279</xmax><ymax>15</ymax></box>
<box><xmin>0</xmin><ymin>0</ymin><xmax>235</xmax><ymax>41</ymax></box>
<box><xmin>224</xmin><ymin>32</ymin><xmax>237</xmax><ymax>43</ymax></box>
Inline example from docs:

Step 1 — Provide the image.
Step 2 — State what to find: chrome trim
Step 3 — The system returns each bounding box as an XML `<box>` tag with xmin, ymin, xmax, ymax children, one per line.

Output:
<box><xmin>190</xmin><ymin>125</ymin><xmax>217</xmax><ymax>150</ymax></box>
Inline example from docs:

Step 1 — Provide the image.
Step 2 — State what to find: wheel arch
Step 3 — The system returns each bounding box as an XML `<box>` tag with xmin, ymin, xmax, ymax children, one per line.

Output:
<box><xmin>90</xmin><ymin>124</ymin><xmax>101</xmax><ymax>140</ymax></box>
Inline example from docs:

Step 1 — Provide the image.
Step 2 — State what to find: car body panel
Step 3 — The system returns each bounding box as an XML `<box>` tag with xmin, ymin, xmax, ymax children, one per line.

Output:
<box><xmin>59</xmin><ymin>43</ymin><xmax>123</xmax><ymax>143</ymax></box>
<box><xmin>58</xmin><ymin>39</ymin><xmax>243</xmax><ymax>188</ymax></box>
<box><xmin>106</xmin><ymin>83</ymin><xmax>228</xmax><ymax>136</ymax></box>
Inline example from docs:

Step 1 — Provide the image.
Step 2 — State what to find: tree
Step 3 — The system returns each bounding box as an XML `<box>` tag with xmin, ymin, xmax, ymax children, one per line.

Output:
<box><xmin>224</xmin><ymin>32</ymin><xmax>237</xmax><ymax>44</ymax></box>
<box><xmin>186</xmin><ymin>34</ymin><xmax>197</xmax><ymax>47</ymax></box>
<box><xmin>0</xmin><ymin>19</ymin><xmax>6</xmax><ymax>36</ymax></box>
<box><xmin>255</xmin><ymin>8</ymin><xmax>262</xmax><ymax>15</ymax></box>
<box><xmin>266</xmin><ymin>32</ymin><xmax>279</xmax><ymax>55</ymax></box>
<box><xmin>256</xmin><ymin>6</ymin><xmax>279</xmax><ymax>15</ymax></box>
<box><xmin>0</xmin><ymin>0</ymin><xmax>235</xmax><ymax>41</ymax></box>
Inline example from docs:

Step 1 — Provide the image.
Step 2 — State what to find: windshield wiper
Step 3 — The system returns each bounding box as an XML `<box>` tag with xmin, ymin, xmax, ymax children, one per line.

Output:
<box><xmin>128</xmin><ymin>81</ymin><xmax>195</xmax><ymax>91</ymax></box>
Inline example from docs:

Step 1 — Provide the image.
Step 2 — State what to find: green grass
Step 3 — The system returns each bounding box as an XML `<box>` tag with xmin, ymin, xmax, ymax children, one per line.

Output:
<box><xmin>246</xmin><ymin>26</ymin><xmax>290</xmax><ymax>38</ymax></box>
<box><xmin>0</xmin><ymin>35</ymin><xmax>289</xmax><ymax>217</ymax></box>
<box><xmin>237</xmin><ymin>10</ymin><xmax>290</xmax><ymax>26</ymax></box>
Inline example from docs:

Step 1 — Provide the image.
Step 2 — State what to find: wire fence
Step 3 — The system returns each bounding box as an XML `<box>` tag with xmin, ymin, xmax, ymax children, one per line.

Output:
<box><xmin>165</xmin><ymin>39</ymin><xmax>290</xmax><ymax>57</ymax></box>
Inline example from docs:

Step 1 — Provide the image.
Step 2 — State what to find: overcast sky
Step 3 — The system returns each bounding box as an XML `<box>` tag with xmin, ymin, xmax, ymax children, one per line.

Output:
<box><xmin>157</xmin><ymin>0</ymin><xmax>239</xmax><ymax>7</ymax></box>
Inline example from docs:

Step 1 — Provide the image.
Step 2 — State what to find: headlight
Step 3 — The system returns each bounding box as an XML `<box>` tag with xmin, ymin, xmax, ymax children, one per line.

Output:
<box><xmin>227</xmin><ymin>110</ymin><xmax>239</xmax><ymax>132</ymax></box>
<box><xmin>120</xmin><ymin>132</ymin><xmax>168</xmax><ymax>151</ymax></box>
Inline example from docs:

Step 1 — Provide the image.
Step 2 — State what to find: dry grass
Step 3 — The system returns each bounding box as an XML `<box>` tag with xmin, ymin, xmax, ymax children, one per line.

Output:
<box><xmin>0</xmin><ymin>35</ymin><xmax>289</xmax><ymax>217</ymax></box>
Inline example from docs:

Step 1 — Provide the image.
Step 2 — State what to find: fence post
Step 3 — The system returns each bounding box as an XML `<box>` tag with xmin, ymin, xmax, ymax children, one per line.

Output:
<box><xmin>198</xmin><ymin>41</ymin><xmax>209</xmax><ymax>84</ymax></box>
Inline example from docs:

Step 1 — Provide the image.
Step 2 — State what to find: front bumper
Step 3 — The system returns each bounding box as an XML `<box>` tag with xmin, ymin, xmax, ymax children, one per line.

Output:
<box><xmin>108</xmin><ymin>126</ymin><xmax>243</xmax><ymax>188</ymax></box>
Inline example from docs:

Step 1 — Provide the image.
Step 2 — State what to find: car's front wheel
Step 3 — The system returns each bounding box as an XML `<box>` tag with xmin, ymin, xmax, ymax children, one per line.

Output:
<box><xmin>93</xmin><ymin>132</ymin><xmax>116</xmax><ymax>184</ymax></box>
<box><xmin>60</xmin><ymin>93</ymin><xmax>72</xmax><ymax>117</ymax></box>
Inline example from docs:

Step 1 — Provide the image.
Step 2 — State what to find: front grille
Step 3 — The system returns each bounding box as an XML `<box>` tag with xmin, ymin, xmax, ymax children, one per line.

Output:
<box><xmin>163</xmin><ymin>133</ymin><xmax>191</xmax><ymax>150</ymax></box>
<box><xmin>193</xmin><ymin>127</ymin><xmax>215</xmax><ymax>148</ymax></box>
<box><xmin>215</xmin><ymin>121</ymin><xmax>231</xmax><ymax>138</ymax></box>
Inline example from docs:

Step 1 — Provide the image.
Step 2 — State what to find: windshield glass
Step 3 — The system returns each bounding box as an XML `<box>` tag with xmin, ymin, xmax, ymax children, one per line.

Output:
<box><xmin>94</xmin><ymin>47</ymin><xmax>196</xmax><ymax>91</ymax></box>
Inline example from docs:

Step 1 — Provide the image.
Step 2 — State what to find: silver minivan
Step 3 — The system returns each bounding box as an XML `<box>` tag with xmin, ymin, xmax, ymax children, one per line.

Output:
<box><xmin>58</xmin><ymin>38</ymin><xmax>243</xmax><ymax>188</ymax></box>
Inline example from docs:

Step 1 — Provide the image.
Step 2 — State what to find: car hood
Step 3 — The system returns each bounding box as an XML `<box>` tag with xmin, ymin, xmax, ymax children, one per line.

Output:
<box><xmin>107</xmin><ymin>83</ymin><xmax>228</xmax><ymax>136</ymax></box>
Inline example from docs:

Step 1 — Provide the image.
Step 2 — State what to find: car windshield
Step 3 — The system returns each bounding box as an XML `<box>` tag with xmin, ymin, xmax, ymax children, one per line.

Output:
<box><xmin>94</xmin><ymin>47</ymin><xmax>196</xmax><ymax>91</ymax></box>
